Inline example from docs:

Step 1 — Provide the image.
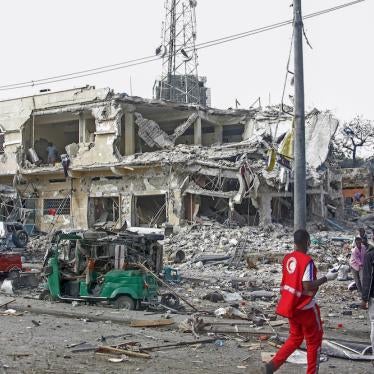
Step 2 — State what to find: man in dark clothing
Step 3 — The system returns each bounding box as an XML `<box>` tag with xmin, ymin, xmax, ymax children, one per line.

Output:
<box><xmin>359</xmin><ymin>227</ymin><xmax>369</xmax><ymax>247</ymax></box>
<box><xmin>361</xmin><ymin>247</ymin><xmax>374</xmax><ymax>353</ymax></box>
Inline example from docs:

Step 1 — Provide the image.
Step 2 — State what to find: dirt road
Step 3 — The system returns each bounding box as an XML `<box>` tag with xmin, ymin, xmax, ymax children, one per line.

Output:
<box><xmin>0</xmin><ymin>297</ymin><xmax>373</xmax><ymax>374</ymax></box>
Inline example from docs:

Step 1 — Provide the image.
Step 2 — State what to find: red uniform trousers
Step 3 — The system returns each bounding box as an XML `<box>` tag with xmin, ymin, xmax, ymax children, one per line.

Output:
<box><xmin>271</xmin><ymin>304</ymin><xmax>323</xmax><ymax>374</ymax></box>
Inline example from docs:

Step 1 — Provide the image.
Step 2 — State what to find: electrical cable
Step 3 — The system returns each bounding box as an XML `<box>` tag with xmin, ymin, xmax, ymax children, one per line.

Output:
<box><xmin>0</xmin><ymin>54</ymin><xmax>158</xmax><ymax>89</ymax></box>
<box><xmin>280</xmin><ymin>26</ymin><xmax>295</xmax><ymax>117</ymax></box>
<box><xmin>0</xmin><ymin>0</ymin><xmax>365</xmax><ymax>92</ymax></box>
<box><xmin>194</xmin><ymin>0</ymin><xmax>365</xmax><ymax>51</ymax></box>
<box><xmin>0</xmin><ymin>57</ymin><xmax>162</xmax><ymax>91</ymax></box>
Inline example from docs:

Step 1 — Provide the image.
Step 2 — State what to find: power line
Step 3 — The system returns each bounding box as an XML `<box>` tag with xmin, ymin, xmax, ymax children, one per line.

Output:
<box><xmin>0</xmin><ymin>57</ymin><xmax>161</xmax><ymax>92</ymax></box>
<box><xmin>0</xmin><ymin>0</ymin><xmax>365</xmax><ymax>92</ymax></box>
<box><xmin>0</xmin><ymin>55</ymin><xmax>157</xmax><ymax>89</ymax></box>
<box><xmin>195</xmin><ymin>0</ymin><xmax>365</xmax><ymax>50</ymax></box>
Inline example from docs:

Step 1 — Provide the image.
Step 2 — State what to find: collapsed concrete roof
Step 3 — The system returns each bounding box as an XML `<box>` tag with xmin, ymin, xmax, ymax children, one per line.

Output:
<box><xmin>0</xmin><ymin>87</ymin><xmax>340</xmax><ymax>199</ymax></box>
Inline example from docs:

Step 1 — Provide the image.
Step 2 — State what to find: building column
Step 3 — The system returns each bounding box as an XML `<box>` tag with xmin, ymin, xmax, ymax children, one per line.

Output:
<box><xmin>79</xmin><ymin>112</ymin><xmax>86</xmax><ymax>143</ymax></box>
<box><xmin>259</xmin><ymin>194</ymin><xmax>272</xmax><ymax>226</ymax></box>
<box><xmin>194</xmin><ymin>116</ymin><xmax>202</xmax><ymax>145</ymax></box>
<box><xmin>124</xmin><ymin>111</ymin><xmax>135</xmax><ymax>155</ymax></box>
<box><xmin>215</xmin><ymin>124</ymin><xmax>223</xmax><ymax>144</ymax></box>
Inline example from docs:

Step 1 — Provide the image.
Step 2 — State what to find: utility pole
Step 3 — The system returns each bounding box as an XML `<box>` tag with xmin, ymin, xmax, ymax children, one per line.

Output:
<box><xmin>293</xmin><ymin>0</ymin><xmax>306</xmax><ymax>230</ymax></box>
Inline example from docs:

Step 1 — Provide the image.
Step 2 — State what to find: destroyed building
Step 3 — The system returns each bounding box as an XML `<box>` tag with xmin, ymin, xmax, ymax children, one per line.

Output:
<box><xmin>0</xmin><ymin>86</ymin><xmax>341</xmax><ymax>232</ymax></box>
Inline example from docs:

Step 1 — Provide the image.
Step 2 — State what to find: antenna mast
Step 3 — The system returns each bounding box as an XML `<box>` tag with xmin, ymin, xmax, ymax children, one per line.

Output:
<box><xmin>154</xmin><ymin>0</ymin><xmax>208</xmax><ymax>106</ymax></box>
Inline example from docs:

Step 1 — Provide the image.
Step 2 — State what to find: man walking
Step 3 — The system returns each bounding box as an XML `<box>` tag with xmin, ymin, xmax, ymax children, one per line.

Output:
<box><xmin>263</xmin><ymin>229</ymin><xmax>338</xmax><ymax>374</ymax></box>
<box><xmin>361</xmin><ymin>245</ymin><xmax>374</xmax><ymax>353</ymax></box>
<box><xmin>350</xmin><ymin>236</ymin><xmax>367</xmax><ymax>297</ymax></box>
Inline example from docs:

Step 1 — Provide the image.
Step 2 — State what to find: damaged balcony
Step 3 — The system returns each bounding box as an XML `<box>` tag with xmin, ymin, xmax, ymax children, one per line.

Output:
<box><xmin>21</xmin><ymin>111</ymin><xmax>96</xmax><ymax>172</ymax></box>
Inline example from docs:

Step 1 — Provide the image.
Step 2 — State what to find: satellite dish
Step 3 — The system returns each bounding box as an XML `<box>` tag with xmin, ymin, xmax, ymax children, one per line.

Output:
<box><xmin>181</xmin><ymin>49</ymin><xmax>192</xmax><ymax>61</ymax></box>
<box><xmin>155</xmin><ymin>45</ymin><xmax>167</xmax><ymax>57</ymax></box>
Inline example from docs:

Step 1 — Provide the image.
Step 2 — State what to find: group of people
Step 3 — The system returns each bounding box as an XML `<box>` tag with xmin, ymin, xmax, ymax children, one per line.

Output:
<box><xmin>263</xmin><ymin>228</ymin><xmax>374</xmax><ymax>374</ymax></box>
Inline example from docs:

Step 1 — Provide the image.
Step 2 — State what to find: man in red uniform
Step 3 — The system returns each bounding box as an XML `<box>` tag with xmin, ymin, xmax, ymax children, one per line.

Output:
<box><xmin>263</xmin><ymin>229</ymin><xmax>338</xmax><ymax>374</ymax></box>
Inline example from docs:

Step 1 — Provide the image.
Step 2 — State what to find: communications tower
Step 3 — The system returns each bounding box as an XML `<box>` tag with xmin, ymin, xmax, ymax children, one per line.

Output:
<box><xmin>153</xmin><ymin>0</ymin><xmax>209</xmax><ymax>106</ymax></box>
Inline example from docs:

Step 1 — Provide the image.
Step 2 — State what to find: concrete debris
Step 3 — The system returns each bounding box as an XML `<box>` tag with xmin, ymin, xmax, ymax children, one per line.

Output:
<box><xmin>170</xmin><ymin>113</ymin><xmax>199</xmax><ymax>142</ymax></box>
<box><xmin>0</xmin><ymin>88</ymin><xmax>372</xmax><ymax>373</ymax></box>
<box><xmin>178</xmin><ymin>315</ymin><xmax>205</xmax><ymax>337</ymax></box>
<box><xmin>222</xmin><ymin>291</ymin><xmax>243</xmax><ymax>303</ymax></box>
<box><xmin>135</xmin><ymin>112</ymin><xmax>174</xmax><ymax>149</ymax></box>
<box><xmin>214</xmin><ymin>306</ymin><xmax>247</xmax><ymax>319</ymax></box>
<box><xmin>0</xmin><ymin>280</ymin><xmax>13</xmax><ymax>294</ymax></box>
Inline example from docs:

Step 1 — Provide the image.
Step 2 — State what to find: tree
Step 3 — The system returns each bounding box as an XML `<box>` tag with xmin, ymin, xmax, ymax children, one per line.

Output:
<box><xmin>339</xmin><ymin>116</ymin><xmax>374</xmax><ymax>165</ymax></box>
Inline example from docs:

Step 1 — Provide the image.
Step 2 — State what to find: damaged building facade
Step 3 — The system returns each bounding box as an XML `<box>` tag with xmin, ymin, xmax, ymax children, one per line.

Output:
<box><xmin>0</xmin><ymin>86</ymin><xmax>341</xmax><ymax>232</ymax></box>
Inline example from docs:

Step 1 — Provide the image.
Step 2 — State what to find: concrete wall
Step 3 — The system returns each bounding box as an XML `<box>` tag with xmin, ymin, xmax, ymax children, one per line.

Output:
<box><xmin>0</xmin><ymin>131</ymin><xmax>21</xmax><ymax>176</ymax></box>
<box><xmin>0</xmin><ymin>87</ymin><xmax>110</xmax><ymax>177</ymax></box>
<box><xmin>19</xmin><ymin>165</ymin><xmax>185</xmax><ymax>232</ymax></box>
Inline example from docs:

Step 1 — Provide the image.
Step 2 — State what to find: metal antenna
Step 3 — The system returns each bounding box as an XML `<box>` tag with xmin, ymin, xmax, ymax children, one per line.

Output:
<box><xmin>154</xmin><ymin>0</ymin><xmax>207</xmax><ymax>106</ymax></box>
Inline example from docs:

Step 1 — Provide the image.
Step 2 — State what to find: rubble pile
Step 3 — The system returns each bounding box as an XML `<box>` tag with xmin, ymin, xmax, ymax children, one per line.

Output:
<box><xmin>26</xmin><ymin>235</ymin><xmax>50</xmax><ymax>256</ymax></box>
<box><xmin>164</xmin><ymin>223</ymin><xmax>353</xmax><ymax>273</ymax></box>
<box><xmin>165</xmin><ymin>223</ymin><xmax>294</xmax><ymax>260</ymax></box>
<box><xmin>162</xmin><ymin>224</ymin><xmax>361</xmax><ymax>313</ymax></box>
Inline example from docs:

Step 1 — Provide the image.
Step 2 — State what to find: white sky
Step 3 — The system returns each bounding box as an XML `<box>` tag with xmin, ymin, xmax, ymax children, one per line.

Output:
<box><xmin>0</xmin><ymin>0</ymin><xmax>372</xmax><ymax>121</ymax></box>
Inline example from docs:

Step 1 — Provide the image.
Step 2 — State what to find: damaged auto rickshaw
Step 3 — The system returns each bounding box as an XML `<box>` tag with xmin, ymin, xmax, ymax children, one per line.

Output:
<box><xmin>40</xmin><ymin>231</ymin><xmax>178</xmax><ymax>310</ymax></box>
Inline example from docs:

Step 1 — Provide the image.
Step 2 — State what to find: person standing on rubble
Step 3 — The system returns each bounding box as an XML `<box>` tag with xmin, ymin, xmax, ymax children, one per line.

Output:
<box><xmin>46</xmin><ymin>142</ymin><xmax>58</xmax><ymax>164</ymax></box>
<box><xmin>263</xmin><ymin>229</ymin><xmax>338</xmax><ymax>374</ymax></box>
<box><xmin>361</xmin><ymin>243</ymin><xmax>374</xmax><ymax>353</ymax></box>
<box><xmin>350</xmin><ymin>237</ymin><xmax>367</xmax><ymax>297</ymax></box>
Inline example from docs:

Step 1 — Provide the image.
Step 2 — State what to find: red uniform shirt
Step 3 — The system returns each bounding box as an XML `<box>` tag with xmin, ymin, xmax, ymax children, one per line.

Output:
<box><xmin>276</xmin><ymin>250</ymin><xmax>317</xmax><ymax>318</ymax></box>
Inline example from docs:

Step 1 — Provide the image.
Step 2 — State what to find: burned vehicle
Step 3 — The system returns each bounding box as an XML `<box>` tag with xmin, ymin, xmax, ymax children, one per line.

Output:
<box><xmin>0</xmin><ymin>185</ymin><xmax>31</xmax><ymax>250</ymax></box>
<box><xmin>0</xmin><ymin>222</ymin><xmax>29</xmax><ymax>250</ymax></box>
<box><xmin>41</xmin><ymin>230</ymin><xmax>164</xmax><ymax>309</ymax></box>
<box><xmin>48</xmin><ymin>229</ymin><xmax>164</xmax><ymax>273</ymax></box>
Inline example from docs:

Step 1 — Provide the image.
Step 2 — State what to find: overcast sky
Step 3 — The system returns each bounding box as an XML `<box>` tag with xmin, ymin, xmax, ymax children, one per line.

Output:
<box><xmin>0</xmin><ymin>0</ymin><xmax>372</xmax><ymax>121</ymax></box>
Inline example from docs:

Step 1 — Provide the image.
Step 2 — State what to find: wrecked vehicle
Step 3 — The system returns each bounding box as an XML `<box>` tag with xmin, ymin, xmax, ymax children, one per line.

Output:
<box><xmin>0</xmin><ymin>252</ymin><xmax>22</xmax><ymax>278</ymax></box>
<box><xmin>47</xmin><ymin>229</ymin><xmax>164</xmax><ymax>273</ymax></box>
<box><xmin>41</xmin><ymin>231</ymin><xmax>164</xmax><ymax>309</ymax></box>
<box><xmin>0</xmin><ymin>221</ymin><xmax>29</xmax><ymax>249</ymax></box>
<box><xmin>43</xmin><ymin>256</ymin><xmax>159</xmax><ymax>310</ymax></box>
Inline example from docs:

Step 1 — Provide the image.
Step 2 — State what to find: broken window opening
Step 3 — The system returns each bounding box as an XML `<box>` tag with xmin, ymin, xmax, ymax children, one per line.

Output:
<box><xmin>49</xmin><ymin>179</ymin><xmax>67</xmax><ymax>183</ymax></box>
<box><xmin>133</xmin><ymin>194</ymin><xmax>167</xmax><ymax>227</ymax></box>
<box><xmin>105</xmin><ymin>176</ymin><xmax>123</xmax><ymax>180</ymax></box>
<box><xmin>271</xmin><ymin>197</ymin><xmax>293</xmax><ymax>224</ymax></box>
<box><xmin>88</xmin><ymin>197</ymin><xmax>120</xmax><ymax>230</ymax></box>
<box><xmin>184</xmin><ymin>194</ymin><xmax>256</xmax><ymax>226</ymax></box>
<box><xmin>22</xmin><ymin>114</ymin><xmax>95</xmax><ymax>167</ymax></box>
<box><xmin>192</xmin><ymin>175</ymin><xmax>239</xmax><ymax>193</ymax></box>
<box><xmin>184</xmin><ymin>194</ymin><xmax>229</xmax><ymax>224</ymax></box>
<box><xmin>222</xmin><ymin>124</ymin><xmax>244</xmax><ymax>144</ymax></box>
<box><xmin>43</xmin><ymin>198</ymin><xmax>71</xmax><ymax>215</ymax></box>
<box><xmin>233</xmin><ymin>198</ymin><xmax>259</xmax><ymax>226</ymax></box>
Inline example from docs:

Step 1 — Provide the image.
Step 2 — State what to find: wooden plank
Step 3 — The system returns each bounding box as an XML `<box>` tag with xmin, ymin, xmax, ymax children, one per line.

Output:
<box><xmin>0</xmin><ymin>298</ymin><xmax>16</xmax><ymax>308</ymax></box>
<box><xmin>130</xmin><ymin>319</ymin><xmax>175</xmax><ymax>328</ymax></box>
<box><xmin>142</xmin><ymin>338</ymin><xmax>217</xmax><ymax>351</ymax></box>
<box><xmin>96</xmin><ymin>346</ymin><xmax>151</xmax><ymax>359</ymax></box>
